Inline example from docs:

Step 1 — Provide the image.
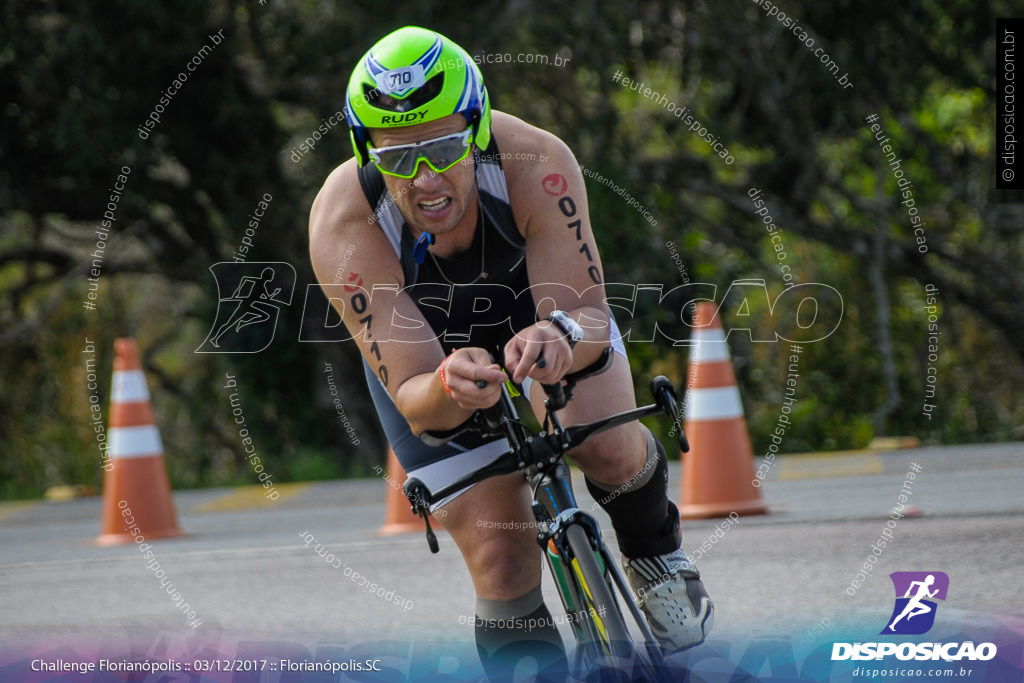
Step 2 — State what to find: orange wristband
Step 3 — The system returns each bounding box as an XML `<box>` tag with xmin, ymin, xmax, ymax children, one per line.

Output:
<box><xmin>439</xmin><ymin>353</ymin><xmax>454</xmax><ymax>396</ymax></box>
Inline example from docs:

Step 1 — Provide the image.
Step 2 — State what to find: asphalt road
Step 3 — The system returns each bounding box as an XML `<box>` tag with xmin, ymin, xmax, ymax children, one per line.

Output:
<box><xmin>1</xmin><ymin>442</ymin><xmax>1021</xmax><ymax>681</ymax></box>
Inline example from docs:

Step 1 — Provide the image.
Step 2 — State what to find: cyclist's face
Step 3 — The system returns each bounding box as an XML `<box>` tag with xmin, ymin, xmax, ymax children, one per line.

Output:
<box><xmin>369</xmin><ymin>114</ymin><xmax>477</xmax><ymax>237</ymax></box>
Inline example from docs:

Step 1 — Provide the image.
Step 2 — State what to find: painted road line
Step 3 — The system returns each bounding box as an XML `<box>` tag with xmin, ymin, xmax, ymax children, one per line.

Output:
<box><xmin>195</xmin><ymin>482</ymin><xmax>308</xmax><ymax>512</ymax></box>
<box><xmin>779</xmin><ymin>451</ymin><xmax>884</xmax><ymax>480</ymax></box>
<box><xmin>0</xmin><ymin>501</ymin><xmax>40</xmax><ymax>525</ymax></box>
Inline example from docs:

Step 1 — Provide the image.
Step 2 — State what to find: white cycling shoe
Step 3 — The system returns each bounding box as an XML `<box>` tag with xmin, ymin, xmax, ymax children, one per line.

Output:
<box><xmin>623</xmin><ymin>548</ymin><xmax>714</xmax><ymax>652</ymax></box>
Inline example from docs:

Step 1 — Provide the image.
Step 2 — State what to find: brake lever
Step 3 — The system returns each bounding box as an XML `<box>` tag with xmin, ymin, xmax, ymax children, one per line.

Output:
<box><xmin>403</xmin><ymin>478</ymin><xmax>439</xmax><ymax>553</ymax></box>
<box><xmin>651</xmin><ymin>375</ymin><xmax>690</xmax><ymax>452</ymax></box>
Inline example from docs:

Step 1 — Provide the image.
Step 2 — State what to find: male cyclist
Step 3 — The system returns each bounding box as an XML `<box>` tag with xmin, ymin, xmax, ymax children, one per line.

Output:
<box><xmin>309</xmin><ymin>26</ymin><xmax>713</xmax><ymax>677</ymax></box>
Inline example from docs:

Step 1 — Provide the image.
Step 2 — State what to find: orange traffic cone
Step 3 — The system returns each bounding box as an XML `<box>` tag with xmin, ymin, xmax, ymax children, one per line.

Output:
<box><xmin>677</xmin><ymin>303</ymin><xmax>768</xmax><ymax>519</ymax></box>
<box><xmin>94</xmin><ymin>338</ymin><xmax>183</xmax><ymax>546</ymax></box>
<box><xmin>378</xmin><ymin>448</ymin><xmax>441</xmax><ymax>536</ymax></box>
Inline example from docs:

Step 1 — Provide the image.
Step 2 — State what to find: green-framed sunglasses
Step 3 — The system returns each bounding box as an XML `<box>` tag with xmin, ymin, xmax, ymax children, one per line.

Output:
<box><xmin>368</xmin><ymin>127</ymin><xmax>474</xmax><ymax>179</ymax></box>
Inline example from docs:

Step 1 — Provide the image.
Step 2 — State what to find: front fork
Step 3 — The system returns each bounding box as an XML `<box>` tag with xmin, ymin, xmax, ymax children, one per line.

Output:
<box><xmin>532</xmin><ymin>464</ymin><xmax>610</xmax><ymax>639</ymax></box>
<box><xmin>532</xmin><ymin>463</ymin><xmax>665</xmax><ymax>661</ymax></box>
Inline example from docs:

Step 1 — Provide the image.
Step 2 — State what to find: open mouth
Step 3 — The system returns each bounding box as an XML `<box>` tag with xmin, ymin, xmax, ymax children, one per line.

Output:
<box><xmin>418</xmin><ymin>196</ymin><xmax>451</xmax><ymax>214</ymax></box>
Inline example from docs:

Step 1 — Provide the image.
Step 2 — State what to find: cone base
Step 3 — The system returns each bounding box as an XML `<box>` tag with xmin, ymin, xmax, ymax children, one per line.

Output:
<box><xmin>96</xmin><ymin>456</ymin><xmax>182</xmax><ymax>545</ymax></box>
<box><xmin>378</xmin><ymin>514</ymin><xmax>445</xmax><ymax>537</ymax></box>
<box><xmin>679</xmin><ymin>498</ymin><xmax>769</xmax><ymax>520</ymax></box>
<box><xmin>377</xmin><ymin>521</ymin><xmax>428</xmax><ymax>536</ymax></box>
<box><xmin>93</xmin><ymin>528</ymin><xmax>185</xmax><ymax>547</ymax></box>
<box><xmin>680</xmin><ymin>417</ymin><xmax>767</xmax><ymax>520</ymax></box>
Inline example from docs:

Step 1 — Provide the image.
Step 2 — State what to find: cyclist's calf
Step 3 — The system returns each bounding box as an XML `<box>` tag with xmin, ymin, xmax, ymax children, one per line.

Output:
<box><xmin>437</xmin><ymin>473</ymin><xmax>541</xmax><ymax>601</ymax></box>
<box><xmin>584</xmin><ymin>425</ymin><xmax>682</xmax><ymax>559</ymax></box>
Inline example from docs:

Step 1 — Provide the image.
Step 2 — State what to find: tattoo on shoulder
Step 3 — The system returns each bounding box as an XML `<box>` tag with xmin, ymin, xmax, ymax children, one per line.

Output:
<box><xmin>542</xmin><ymin>173</ymin><xmax>568</xmax><ymax>196</ymax></box>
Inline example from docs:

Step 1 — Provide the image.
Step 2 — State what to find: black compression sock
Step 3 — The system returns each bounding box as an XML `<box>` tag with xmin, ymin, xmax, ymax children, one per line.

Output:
<box><xmin>474</xmin><ymin>599</ymin><xmax>567</xmax><ymax>682</ymax></box>
<box><xmin>585</xmin><ymin>428</ymin><xmax>682</xmax><ymax>558</ymax></box>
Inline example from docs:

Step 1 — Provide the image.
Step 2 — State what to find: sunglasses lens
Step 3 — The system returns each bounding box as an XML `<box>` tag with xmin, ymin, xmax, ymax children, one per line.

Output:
<box><xmin>375</xmin><ymin>147</ymin><xmax>420</xmax><ymax>177</ymax></box>
<box><xmin>372</xmin><ymin>131</ymin><xmax>472</xmax><ymax>178</ymax></box>
<box><xmin>424</xmin><ymin>138</ymin><xmax>470</xmax><ymax>171</ymax></box>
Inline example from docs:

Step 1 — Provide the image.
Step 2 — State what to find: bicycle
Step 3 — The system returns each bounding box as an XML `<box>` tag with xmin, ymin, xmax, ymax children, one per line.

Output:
<box><xmin>403</xmin><ymin>347</ymin><xmax>691</xmax><ymax>681</ymax></box>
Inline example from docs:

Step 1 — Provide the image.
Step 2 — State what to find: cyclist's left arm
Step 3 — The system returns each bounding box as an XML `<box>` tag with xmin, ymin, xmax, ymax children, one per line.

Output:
<box><xmin>501</xmin><ymin>117</ymin><xmax>611</xmax><ymax>384</ymax></box>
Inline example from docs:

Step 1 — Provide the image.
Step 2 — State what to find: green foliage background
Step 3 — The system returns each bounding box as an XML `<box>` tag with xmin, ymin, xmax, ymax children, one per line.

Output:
<box><xmin>2</xmin><ymin>0</ymin><xmax>1021</xmax><ymax>499</ymax></box>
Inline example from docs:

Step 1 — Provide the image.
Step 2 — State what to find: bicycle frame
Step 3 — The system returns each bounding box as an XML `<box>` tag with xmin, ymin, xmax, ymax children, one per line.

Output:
<box><xmin>403</xmin><ymin>348</ymin><xmax>687</xmax><ymax>676</ymax></box>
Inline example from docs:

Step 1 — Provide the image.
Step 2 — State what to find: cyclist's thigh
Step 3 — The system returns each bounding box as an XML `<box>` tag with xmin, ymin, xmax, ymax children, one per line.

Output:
<box><xmin>527</xmin><ymin>349</ymin><xmax>638</xmax><ymax>427</ymax></box>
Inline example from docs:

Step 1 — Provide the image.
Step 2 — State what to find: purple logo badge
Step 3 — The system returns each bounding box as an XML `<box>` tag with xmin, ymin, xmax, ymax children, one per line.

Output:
<box><xmin>881</xmin><ymin>571</ymin><xmax>949</xmax><ymax>635</ymax></box>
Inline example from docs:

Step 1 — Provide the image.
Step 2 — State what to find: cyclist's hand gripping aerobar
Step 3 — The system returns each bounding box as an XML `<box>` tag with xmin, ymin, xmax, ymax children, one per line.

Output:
<box><xmin>503</xmin><ymin>321</ymin><xmax>573</xmax><ymax>385</ymax></box>
<box><xmin>440</xmin><ymin>347</ymin><xmax>506</xmax><ymax>410</ymax></box>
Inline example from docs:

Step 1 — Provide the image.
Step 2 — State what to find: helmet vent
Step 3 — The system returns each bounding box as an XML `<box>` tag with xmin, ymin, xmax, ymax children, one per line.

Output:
<box><xmin>365</xmin><ymin>73</ymin><xmax>444</xmax><ymax>113</ymax></box>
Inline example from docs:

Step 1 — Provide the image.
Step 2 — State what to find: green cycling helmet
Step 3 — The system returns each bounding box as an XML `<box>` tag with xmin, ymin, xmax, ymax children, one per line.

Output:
<box><xmin>345</xmin><ymin>26</ymin><xmax>492</xmax><ymax>167</ymax></box>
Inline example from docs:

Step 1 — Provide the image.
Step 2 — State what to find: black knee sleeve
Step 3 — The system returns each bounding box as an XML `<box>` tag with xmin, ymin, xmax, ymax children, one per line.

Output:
<box><xmin>585</xmin><ymin>433</ymin><xmax>682</xmax><ymax>558</ymax></box>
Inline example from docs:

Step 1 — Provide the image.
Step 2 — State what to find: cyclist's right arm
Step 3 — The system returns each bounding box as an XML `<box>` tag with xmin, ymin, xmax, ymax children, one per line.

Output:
<box><xmin>308</xmin><ymin>160</ymin><xmax>505</xmax><ymax>435</ymax></box>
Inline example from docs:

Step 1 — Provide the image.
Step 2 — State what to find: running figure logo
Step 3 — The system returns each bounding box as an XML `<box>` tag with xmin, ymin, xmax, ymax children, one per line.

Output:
<box><xmin>881</xmin><ymin>571</ymin><xmax>949</xmax><ymax>635</ymax></box>
<box><xmin>196</xmin><ymin>262</ymin><xmax>295</xmax><ymax>353</ymax></box>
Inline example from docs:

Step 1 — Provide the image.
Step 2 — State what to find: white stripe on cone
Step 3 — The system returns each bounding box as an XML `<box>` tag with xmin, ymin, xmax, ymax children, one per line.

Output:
<box><xmin>690</xmin><ymin>327</ymin><xmax>731</xmax><ymax>363</ymax></box>
<box><xmin>684</xmin><ymin>386</ymin><xmax>745</xmax><ymax>421</ymax></box>
<box><xmin>113</xmin><ymin>370</ymin><xmax>151</xmax><ymax>403</ymax></box>
<box><xmin>108</xmin><ymin>425</ymin><xmax>164</xmax><ymax>458</ymax></box>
